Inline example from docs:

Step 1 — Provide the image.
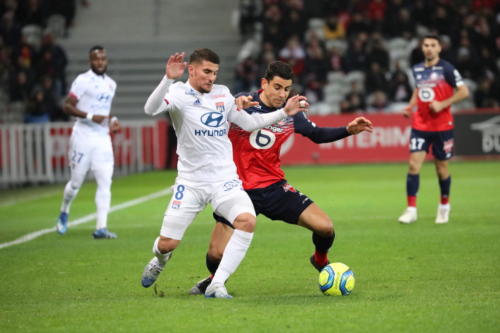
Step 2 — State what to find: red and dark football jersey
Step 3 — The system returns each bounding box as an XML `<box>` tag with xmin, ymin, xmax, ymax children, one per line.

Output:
<box><xmin>229</xmin><ymin>91</ymin><xmax>349</xmax><ymax>189</ymax></box>
<box><xmin>411</xmin><ymin>59</ymin><xmax>464</xmax><ymax>131</ymax></box>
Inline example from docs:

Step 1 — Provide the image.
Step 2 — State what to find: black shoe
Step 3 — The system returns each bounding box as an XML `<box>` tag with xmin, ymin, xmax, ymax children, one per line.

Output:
<box><xmin>310</xmin><ymin>255</ymin><xmax>330</xmax><ymax>272</ymax></box>
<box><xmin>189</xmin><ymin>276</ymin><xmax>212</xmax><ymax>295</ymax></box>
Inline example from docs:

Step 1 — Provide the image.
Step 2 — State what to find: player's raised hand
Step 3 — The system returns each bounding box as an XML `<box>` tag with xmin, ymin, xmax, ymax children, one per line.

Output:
<box><xmin>165</xmin><ymin>52</ymin><xmax>187</xmax><ymax>80</ymax></box>
<box><xmin>283</xmin><ymin>95</ymin><xmax>308</xmax><ymax>116</ymax></box>
<box><xmin>235</xmin><ymin>95</ymin><xmax>259</xmax><ymax>110</ymax></box>
<box><xmin>346</xmin><ymin>117</ymin><xmax>373</xmax><ymax>134</ymax></box>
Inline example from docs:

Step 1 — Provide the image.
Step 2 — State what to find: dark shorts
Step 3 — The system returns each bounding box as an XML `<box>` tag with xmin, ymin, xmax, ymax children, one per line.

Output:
<box><xmin>410</xmin><ymin>129</ymin><xmax>454</xmax><ymax>160</ymax></box>
<box><xmin>213</xmin><ymin>180</ymin><xmax>313</xmax><ymax>228</ymax></box>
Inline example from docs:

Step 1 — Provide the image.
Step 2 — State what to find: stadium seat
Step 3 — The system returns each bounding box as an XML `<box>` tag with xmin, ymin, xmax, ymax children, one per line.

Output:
<box><xmin>325</xmin><ymin>39</ymin><xmax>347</xmax><ymax>54</ymax></box>
<box><xmin>346</xmin><ymin>71</ymin><xmax>365</xmax><ymax>85</ymax></box>
<box><xmin>386</xmin><ymin>102</ymin><xmax>407</xmax><ymax>113</ymax></box>
<box><xmin>463</xmin><ymin>78</ymin><xmax>477</xmax><ymax>94</ymax></box>
<box><xmin>46</xmin><ymin>15</ymin><xmax>67</xmax><ymax>39</ymax></box>
<box><xmin>327</xmin><ymin>72</ymin><xmax>346</xmax><ymax>85</ymax></box>
<box><xmin>387</xmin><ymin>38</ymin><xmax>409</xmax><ymax>52</ymax></box>
<box><xmin>22</xmin><ymin>25</ymin><xmax>42</xmax><ymax>50</ymax></box>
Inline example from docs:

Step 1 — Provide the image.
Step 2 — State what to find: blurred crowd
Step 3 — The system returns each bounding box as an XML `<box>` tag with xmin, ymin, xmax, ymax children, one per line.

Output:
<box><xmin>0</xmin><ymin>0</ymin><xmax>86</xmax><ymax>123</ymax></box>
<box><xmin>234</xmin><ymin>0</ymin><xmax>500</xmax><ymax>114</ymax></box>
<box><xmin>1</xmin><ymin>0</ymin><xmax>499</xmax><ymax>124</ymax></box>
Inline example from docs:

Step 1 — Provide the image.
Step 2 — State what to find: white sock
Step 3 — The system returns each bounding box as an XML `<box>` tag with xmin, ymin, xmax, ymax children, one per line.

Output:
<box><xmin>152</xmin><ymin>237</ymin><xmax>172</xmax><ymax>265</ymax></box>
<box><xmin>211</xmin><ymin>229</ymin><xmax>254</xmax><ymax>285</ymax></box>
<box><xmin>60</xmin><ymin>181</ymin><xmax>79</xmax><ymax>213</ymax></box>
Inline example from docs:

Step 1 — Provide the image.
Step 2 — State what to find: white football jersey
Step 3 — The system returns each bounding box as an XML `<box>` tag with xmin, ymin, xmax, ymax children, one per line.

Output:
<box><xmin>160</xmin><ymin>81</ymin><xmax>238</xmax><ymax>184</ymax></box>
<box><xmin>69</xmin><ymin>69</ymin><xmax>117</xmax><ymax>136</ymax></box>
<box><xmin>145</xmin><ymin>78</ymin><xmax>288</xmax><ymax>185</ymax></box>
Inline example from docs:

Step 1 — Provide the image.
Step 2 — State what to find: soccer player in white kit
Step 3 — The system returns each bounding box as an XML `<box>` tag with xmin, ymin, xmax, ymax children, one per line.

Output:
<box><xmin>140</xmin><ymin>49</ymin><xmax>308</xmax><ymax>298</ymax></box>
<box><xmin>55</xmin><ymin>46</ymin><xmax>121</xmax><ymax>239</ymax></box>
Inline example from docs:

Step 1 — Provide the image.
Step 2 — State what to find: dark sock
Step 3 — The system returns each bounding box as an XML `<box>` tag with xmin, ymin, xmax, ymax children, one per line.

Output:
<box><xmin>206</xmin><ymin>254</ymin><xmax>221</xmax><ymax>276</ymax></box>
<box><xmin>439</xmin><ymin>176</ymin><xmax>451</xmax><ymax>204</ymax></box>
<box><xmin>406</xmin><ymin>174</ymin><xmax>419</xmax><ymax>207</ymax></box>
<box><xmin>312</xmin><ymin>232</ymin><xmax>334</xmax><ymax>266</ymax></box>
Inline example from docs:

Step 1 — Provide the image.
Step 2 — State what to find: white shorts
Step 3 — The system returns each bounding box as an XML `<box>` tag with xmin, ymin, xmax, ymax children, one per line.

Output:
<box><xmin>160</xmin><ymin>178</ymin><xmax>255</xmax><ymax>240</ymax></box>
<box><xmin>68</xmin><ymin>132</ymin><xmax>114</xmax><ymax>177</ymax></box>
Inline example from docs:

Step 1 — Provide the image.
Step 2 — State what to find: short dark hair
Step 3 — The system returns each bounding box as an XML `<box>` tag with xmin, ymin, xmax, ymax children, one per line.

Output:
<box><xmin>421</xmin><ymin>34</ymin><xmax>441</xmax><ymax>45</ymax></box>
<box><xmin>264</xmin><ymin>61</ymin><xmax>294</xmax><ymax>81</ymax></box>
<box><xmin>89</xmin><ymin>45</ymin><xmax>104</xmax><ymax>55</ymax></box>
<box><xmin>189</xmin><ymin>48</ymin><xmax>220</xmax><ymax>65</ymax></box>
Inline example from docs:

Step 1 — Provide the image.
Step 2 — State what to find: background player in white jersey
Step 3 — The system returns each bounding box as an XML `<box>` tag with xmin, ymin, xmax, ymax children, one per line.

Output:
<box><xmin>140</xmin><ymin>49</ymin><xmax>307</xmax><ymax>298</ymax></box>
<box><xmin>55</xmin><ymin>46</ymin><xmax>121</xmax><ymax>239</ymax></box>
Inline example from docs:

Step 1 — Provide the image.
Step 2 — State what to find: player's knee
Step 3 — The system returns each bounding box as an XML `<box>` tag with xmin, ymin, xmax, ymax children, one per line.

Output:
<box><xmin>96</xmin><ymin>177</ymin><xmax>112</xmax><ymax>190</ymax></box>
<box><xmin>96</xmin><ymin>186</ymin><xmax>111</xmax><ymax>197</ymax></box>
<box><xmin>408</xmin><ymin>161</ymin><xmax>420</xmax><ymax>174</ymax></box>
<box><xmin>436</xmin><ymin>165</ymin><xmax>449</xmax><ymax>179</ymax></box>
<box><xmin>316</xmin><ymin>219</ymin><xmax>334</xmax><ymax>237</ymax></box>
<box><xmin>158</xmin><ymin>236</ymin><xmax>179</xmax><ymax>253</ymax></box>
<box><xmin>70</xmin><ymin>177</ymin><xmax>84</xmax><ymax>190</ymax></box>
<box><xmin>232</xmin><ymin>213</ymin><xmax>256</xmax><ymax>232</ymax></box>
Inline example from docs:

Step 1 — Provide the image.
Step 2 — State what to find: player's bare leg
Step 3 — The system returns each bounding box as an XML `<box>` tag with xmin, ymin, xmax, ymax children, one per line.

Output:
<box><xmin>399</xmin><ymin>151</ymin><xmax>426</xmax><ymax>224</ymax></box>
<box><xmin>297</xmin><ymin>203</ymin><xmax>334</xmax><ymax>271</ymax></box>
<box><xmin>434</xmin><ymin>159</ymin><xmax>451</xmax><ymax>224</ymax></box>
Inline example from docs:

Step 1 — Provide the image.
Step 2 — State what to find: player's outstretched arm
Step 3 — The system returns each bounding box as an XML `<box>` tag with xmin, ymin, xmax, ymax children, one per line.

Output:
<box><xmin>144</xmin><ymin>53</ymin><xmax>186</xmax><ymax>116</ymax></box>
<box><xmin>229</xmin><ymin>95</ymin><xmax>308</xmax><ymax>132</ymax></box>
<box><xmin>295</xmin><ymin>112</ymin><xmax>371</xmax><ymax>144</ymax></box>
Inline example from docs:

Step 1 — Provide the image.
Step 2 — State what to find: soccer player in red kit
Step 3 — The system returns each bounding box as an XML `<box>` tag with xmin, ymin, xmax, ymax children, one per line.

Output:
<box><xmin>190</xmin><ymin>61</ymin><xmax>373</xmax><ymax>294</ymax></box>
<box><xmin>398</xmin><ymin>35</ymin><xmax>469</xmax><ymax>224</ymax></box>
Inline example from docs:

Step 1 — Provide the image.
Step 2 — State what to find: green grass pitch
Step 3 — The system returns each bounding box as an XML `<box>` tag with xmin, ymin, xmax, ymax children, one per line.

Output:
<box><xmin>0</xmin><ymin>161</ymin><xmax>499</xmax><ymax>332</ymax></box>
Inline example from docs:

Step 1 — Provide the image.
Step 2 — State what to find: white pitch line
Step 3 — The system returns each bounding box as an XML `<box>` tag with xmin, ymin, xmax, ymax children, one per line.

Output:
<box><xmin>0</xmin><ymin>187</ymin><xmax>172</xmax><ymax>250</ymax></box>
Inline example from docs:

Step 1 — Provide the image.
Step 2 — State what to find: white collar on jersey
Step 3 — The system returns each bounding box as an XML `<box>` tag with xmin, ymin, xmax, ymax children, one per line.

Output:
<box><xmin>87</xmin><ymin>69</ymin><xmax>107</xmax><ymax>79</ymax></box>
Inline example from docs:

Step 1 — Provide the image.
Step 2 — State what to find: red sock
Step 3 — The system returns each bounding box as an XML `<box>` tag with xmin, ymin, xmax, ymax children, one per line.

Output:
<box><xmin>314</xmin><ymin>251</ymin><xmax>329</xmax><ymax>267</ymax></box>
<box><xmin>407</xmin><ymin>196</ymin><xmax>417</xmax><ymax>207</ymax></box>
<box><xmin>440</xmin><ymin>196</ymin><xmax>449</xmax><ymax>205</ymax></box>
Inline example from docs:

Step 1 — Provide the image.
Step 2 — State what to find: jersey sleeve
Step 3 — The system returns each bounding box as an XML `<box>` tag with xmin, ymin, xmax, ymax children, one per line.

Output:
<box><xmin>408</xmin><ymin>67</ymin><xmax>417</xmax><ymax>89</ymax></box>
<box><xmin>443</xmin><ymin>63</ymin><xmax>464</xmax><ymax>88</ymax></box>
<box><xmin>228</xmin><ymin>105</ymin><xmax>287</xmax><ymax>131</ymax></box>
<box><xmin>294</xmin><ymin>112</ymin><xmax>350</xmax><ymax>143</ymax></box>
<box><xmin>144</xmin><ymin>77</ymin><xmax>177</xmax><ymax>116</ymax></box>
<box><xmin>69</xmin><ymin>75</ymin><xmax>88</xmax><ymax>100</ymax></box>
<box><xmin>109</xmin><ymin>78</ymin><xmax>117</xmax><ymax>95</ymax></box>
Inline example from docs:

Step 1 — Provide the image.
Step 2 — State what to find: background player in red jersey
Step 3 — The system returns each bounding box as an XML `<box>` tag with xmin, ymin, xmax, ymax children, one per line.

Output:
<box><xmin>190</xmin><ymin>61</ymin><xmax>373</xmax><ymax>295</ymax></box>
<box><xmin>398</xmin><ymin>35</ymin><xmax>469</xmax><ymax>225</ymax></box>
